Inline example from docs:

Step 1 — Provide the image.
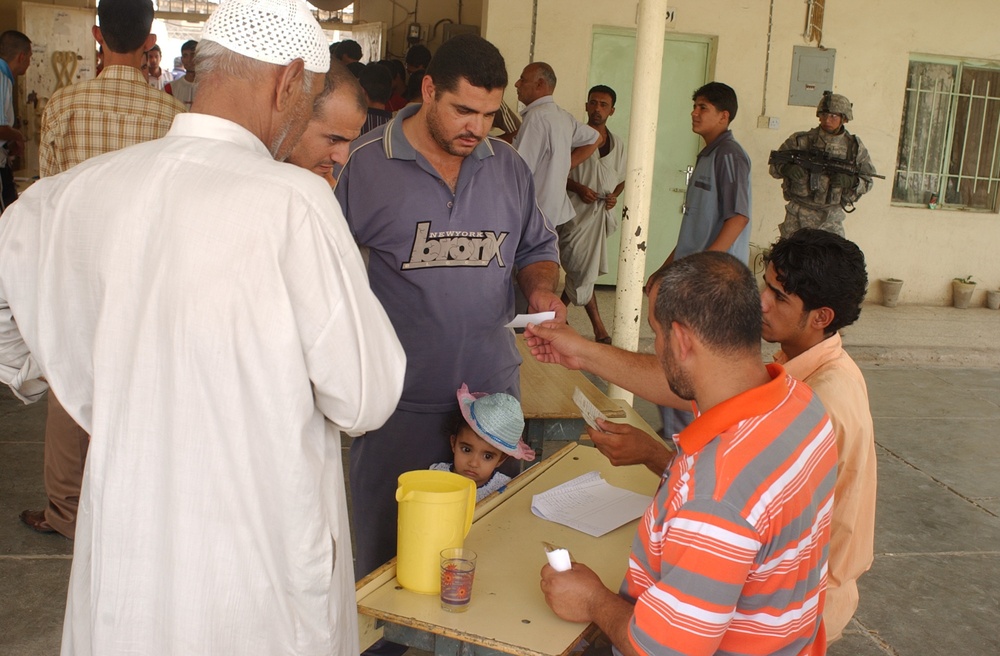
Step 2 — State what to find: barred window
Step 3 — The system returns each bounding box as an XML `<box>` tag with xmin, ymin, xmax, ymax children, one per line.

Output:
<box><xmin>893</xmin><ymin>56</ymin><xmax>1000</xmax><ymax>212</ymax></box>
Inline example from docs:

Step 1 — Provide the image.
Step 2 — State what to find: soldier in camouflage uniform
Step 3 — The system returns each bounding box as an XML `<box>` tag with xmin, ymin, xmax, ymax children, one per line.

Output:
<box><xmin>769</xmin><ymin>92</ymin><xmax>876</xmax><ymax>237</ymax></box>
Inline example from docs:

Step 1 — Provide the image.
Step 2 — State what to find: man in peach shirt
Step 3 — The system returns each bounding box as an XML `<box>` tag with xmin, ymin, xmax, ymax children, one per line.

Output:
<box><xmin>525</xmin><ymin>228</ymin><xmax>876</xmax><ymax>643</ymax></box>
<box><xmin>759</xmin><ymin>228</ymin><xmax>876</xmax><ymax>642</ymax></box>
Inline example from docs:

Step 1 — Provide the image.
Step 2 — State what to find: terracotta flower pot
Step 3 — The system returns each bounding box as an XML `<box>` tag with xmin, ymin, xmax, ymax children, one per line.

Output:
<box><xmin>987</xmin><ymin>289</ymin><xmax>1000</xmax><ymax>310</ymax></box>
<box><xmin>880</xmin><ymin>278</ymin><xmax>903</xmax><ymax>308</ymax></box>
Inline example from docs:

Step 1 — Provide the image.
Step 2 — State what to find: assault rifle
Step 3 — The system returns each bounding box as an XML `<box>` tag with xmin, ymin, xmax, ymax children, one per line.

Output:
<box><xmin>769</xmin><ymin>149</ymin><xmax>885</xmax><ymax>212</ymax></box>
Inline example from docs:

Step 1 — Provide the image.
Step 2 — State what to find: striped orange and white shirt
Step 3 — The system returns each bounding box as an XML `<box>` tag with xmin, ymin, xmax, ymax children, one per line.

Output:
<box><xmin>39</xmin><ymin>65</ymin><xmax>186</xmax><ymax>177</ymax></box>
<box><xmin>624</xmin><ymin>364</ymin><xmax>837</xmax><ymax>656</ymax></box>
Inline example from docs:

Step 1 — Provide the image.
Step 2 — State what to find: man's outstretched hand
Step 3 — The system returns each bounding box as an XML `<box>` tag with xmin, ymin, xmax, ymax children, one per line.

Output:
<box><xmin>527</xmin><ymin>290</ymin><xmax>568</xmax><ymax>325</ymax></box>
<box><xmin>524</xmin><ymin>321</ymin><xmax>594</xmax><ymax>370</ymax></box>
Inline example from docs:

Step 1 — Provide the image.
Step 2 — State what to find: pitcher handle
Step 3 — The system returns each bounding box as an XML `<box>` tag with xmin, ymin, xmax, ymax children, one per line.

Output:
<box><xmin>463</xmin><ymin>481</ymin><xmax>475</xmax><ymax>536</ymax></box>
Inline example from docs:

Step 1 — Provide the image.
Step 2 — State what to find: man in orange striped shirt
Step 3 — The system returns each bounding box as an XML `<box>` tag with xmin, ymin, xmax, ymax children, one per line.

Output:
<box><xmin>538</xmin><ymin>252</ymin><xmax>837</xmax><ymax>655</ymax></box>
<box><xmin>529</xmin><ymin>231</ymin><xmax>875</xmax><ymax>645</ymax></box>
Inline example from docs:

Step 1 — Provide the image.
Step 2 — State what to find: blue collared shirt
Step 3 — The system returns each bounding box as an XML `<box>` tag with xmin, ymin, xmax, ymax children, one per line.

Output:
<box><xmin>335</xmin><ymin>103</ymin><xmax>560</xmax><ymax>411</ymax></box>
<box><xmin>675</xmin><ymin>130</ymin><xmax>752</xmax><ymax>263</ymax></box>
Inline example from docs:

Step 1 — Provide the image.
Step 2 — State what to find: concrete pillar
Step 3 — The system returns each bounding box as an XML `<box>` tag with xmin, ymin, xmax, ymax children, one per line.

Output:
<box><xmin>607</xmin><ymin>0</ymin><xmax>667</xmax><ymax>403</ymax></box>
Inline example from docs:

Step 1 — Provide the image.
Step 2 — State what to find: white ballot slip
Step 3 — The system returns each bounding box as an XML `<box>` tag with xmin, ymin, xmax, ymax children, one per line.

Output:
<box><xmin>531</xmin><ymin>472</ymin><xmax>652</xmax><ymax>537</ymax></box>
<box><xmin>504</xmin><ymin>311</ymin><xmax>556</xmax><ymax>329</ymax></box>
<box><xmin>573</xmin><ymin>387</ymin><xmax>608</xmax><ymax>430</ymax></box>
<box><xmin>545</xmin><ymin>547</ymin><xmax>573</xmax><ymax>572</ymax></box>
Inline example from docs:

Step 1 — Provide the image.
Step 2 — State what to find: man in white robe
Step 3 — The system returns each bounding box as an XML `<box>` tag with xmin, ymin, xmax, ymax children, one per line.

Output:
<box><xmin>513</xmin><ymin>62</ymin><xmax>601</xmax><ymax>227</ymax></box>
<box><xmin>0</xmin><ymin>1</ymin><xmax>405</xmax><ymax>654</ymax></box>
<box><xmin>560</xmin><ymin>85</ymin><xmax>627</xmax><ymax>343</ymax></box>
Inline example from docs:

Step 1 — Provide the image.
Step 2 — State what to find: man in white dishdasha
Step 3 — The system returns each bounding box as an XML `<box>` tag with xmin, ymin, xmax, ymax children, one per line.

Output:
<box><xmin>0</xmin><ymin>0</ymin><xmax>405</xmax><ymax>654</ymax></box>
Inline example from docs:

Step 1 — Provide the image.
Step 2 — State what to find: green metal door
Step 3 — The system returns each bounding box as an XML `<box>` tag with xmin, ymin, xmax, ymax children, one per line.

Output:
<box><xmin>589</xmin><ymin>29</ymin><xmax>713</xmax><ymax>284</ymax></box>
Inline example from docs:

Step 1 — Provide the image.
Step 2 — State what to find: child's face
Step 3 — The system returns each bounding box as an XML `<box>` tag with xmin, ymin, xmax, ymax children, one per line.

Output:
<box><xmin>451</xmin><ymin>427</ymin><xmax>508</xmax><ymax>487</ymax></box>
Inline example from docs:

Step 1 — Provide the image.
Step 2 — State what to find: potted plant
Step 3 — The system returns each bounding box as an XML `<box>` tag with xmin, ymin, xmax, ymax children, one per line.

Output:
<box><xmin>987</xmin><ymin>287</ymin><xmax>1000</xmax><ymax>310</ymax></box>
<box><xmin>952</xmin><ymin>276</ymin><xmax>976</xmax><ymax>309</ymax></box>
<box><xmin>880</xmin><ymin>278</ymin><xmax>904</xmax><ymax>307</ymax></box>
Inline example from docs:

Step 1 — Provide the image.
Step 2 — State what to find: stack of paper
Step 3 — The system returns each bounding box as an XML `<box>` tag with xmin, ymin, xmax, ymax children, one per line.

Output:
<box><xmin>531</xmin><ymin>471</ymin><xmax>653</xmax><ymax>537</ymax></box>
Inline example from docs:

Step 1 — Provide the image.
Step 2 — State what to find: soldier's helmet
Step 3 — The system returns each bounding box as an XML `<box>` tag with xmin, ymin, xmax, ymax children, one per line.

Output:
<box><xmin>816</xmin><ymin>91</ymin><xmax>853</xmax><ymax>122</ymax></box>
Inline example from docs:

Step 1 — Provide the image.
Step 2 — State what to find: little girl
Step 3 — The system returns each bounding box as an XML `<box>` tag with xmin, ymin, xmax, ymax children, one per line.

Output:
<box><xmin>430</xmin><ymin>384</ymin><xmax>536</xmax><ymax>502</ymax></box>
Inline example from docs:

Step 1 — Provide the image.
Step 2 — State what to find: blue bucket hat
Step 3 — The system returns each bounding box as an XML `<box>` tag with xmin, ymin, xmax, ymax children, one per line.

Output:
<box><xmin>456</xmin><ymin>384</ymin><xmax>534</xmax><ymax>461</ymax></box>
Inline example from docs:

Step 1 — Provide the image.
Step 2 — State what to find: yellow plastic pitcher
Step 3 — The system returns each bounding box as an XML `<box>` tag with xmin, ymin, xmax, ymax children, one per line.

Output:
<box><xmin>395</xmin><ymin>470</ymin><xmax>476</xmax><ymax>594</ymax></box>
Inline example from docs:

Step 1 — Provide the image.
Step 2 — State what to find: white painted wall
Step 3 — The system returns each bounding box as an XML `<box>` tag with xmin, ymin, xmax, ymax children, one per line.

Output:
<box><xmin>484</xmin><ymin>0</ymin><xmax>1000</xmax><ymax>305</ymax></box>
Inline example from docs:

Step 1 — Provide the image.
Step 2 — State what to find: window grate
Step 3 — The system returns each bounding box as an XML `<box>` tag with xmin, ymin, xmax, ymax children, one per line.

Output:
<box><xmin>893</xmin><ymin>57</ymin><xmax>1000</xmax><ymax>212</ymax></box>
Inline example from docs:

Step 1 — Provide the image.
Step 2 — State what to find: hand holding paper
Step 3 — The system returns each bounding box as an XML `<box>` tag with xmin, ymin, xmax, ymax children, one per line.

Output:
<box><xmin>573</xmin><ymin>387</ymin><xmax>608</xmax><ymax>430</ymax></box>
<box><xmin>542</xmin><ymin>542</ymin><xmax>572</xmax><ymax>572</ymax></box>
<box><xmin>505</xmin><ymin>311</ymin><xmax>556</xmax><ymax>329</ymax></box>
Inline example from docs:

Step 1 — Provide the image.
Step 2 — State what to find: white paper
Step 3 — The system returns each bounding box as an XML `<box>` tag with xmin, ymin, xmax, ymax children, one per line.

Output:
<box><xmin>505</xmin><ymin>311</ymin><xmax>556</xmax><ymax>329</ymax></box>
<box><xmin>531</xmin><ymin>471</ymin><xmax>652</xmax><ymax>537</ymax></box>
<box><xmin>546</xmin><ymin>548</ymin><xmax>572</xmax><ymax>572</ymax></box>
<box><xmin>573</xmin><ymin>387</ymin><xmax>608</xmax><ymax>430</ymax></box>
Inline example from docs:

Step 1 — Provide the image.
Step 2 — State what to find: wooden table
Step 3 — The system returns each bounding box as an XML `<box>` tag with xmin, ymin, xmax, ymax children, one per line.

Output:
<box><xmin>516</xmin><ymin>335</ymin><xmax>625</xmax><ymax>459</ymax></box>
<box><xmin>356</xmin><ymin>443</ymin><xmax>661</xmax><ymax>656</ymax></box>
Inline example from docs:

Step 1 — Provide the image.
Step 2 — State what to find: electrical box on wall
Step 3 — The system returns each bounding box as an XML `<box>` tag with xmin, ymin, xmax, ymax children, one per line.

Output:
<box><xmin>407</xmin><ymin>23</ymin><xmax>422</xmax><ymax>44</ymax></box>
<box><xmin>788</xmin><ymin>46</ymin><xmax>836</xmax><ymax>107</ymax></box>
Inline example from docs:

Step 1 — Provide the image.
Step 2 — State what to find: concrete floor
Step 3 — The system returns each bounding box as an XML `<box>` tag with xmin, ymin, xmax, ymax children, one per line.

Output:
<box><xmin>1</xmin><ymin>297</ymin><xmax>998</xmax><ymax>655</ymax></box>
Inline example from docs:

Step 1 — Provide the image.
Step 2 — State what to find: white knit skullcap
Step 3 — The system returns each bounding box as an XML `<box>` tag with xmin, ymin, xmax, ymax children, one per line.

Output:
<box><xmin>202</xmin><ymin>0</ymin><xmax>330</xmax><ymax>74</ymax></box>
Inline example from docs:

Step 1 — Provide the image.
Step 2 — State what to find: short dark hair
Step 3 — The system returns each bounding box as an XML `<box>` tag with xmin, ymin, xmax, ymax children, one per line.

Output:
<box><xmin>692</xmin><ymin>81</ymin><xmax>738</xmax><ymax>122</ymax></box>
<box><xmin>589</xmin><ymin>84</ymin><xmax>617</xmax><ymax>106</ymax></box>
<box><xmin>765</xmin><ymin>228</ymin><xmax>868</xmax><ymax>335</ymax></box>
<box><xmin>378</xmin><ymin>58</ymin><xmax>406</xmax><ymax>82</ymax></box>
<box><xmin>147</xmin><ymin>44</ymin><xmax>161</xmax><ymax>54</ymax></box>
<box><xmin>181</xmin><ymin>40</ymin><xmax>198</xmax><ymax>53</ymax></box>
<box><xmin>335</xmin><ymin>39</ymin><xmax>363</xmax><ymax>62</ymax></box>
<box><xmin>404</xmin><ymin>70</ymin><xmax>425</xmax><ymax>101</ymax></box>
<box><xmin>359</xmin><ymin>63</ymin><xmax>393</xmax><ymax>104</ymax></box>
<box><xmin>425</xmin><ymin>34</ymin><xmax>507</xmax><ymax>95</ymax></box>
<box><xmin>0</xmin><ymin>31</ymin><xmax>31</xmax><ymax>61</ymax></box>
<box><xmin>97</xmin><ymin>0</ymin><xmax>154</xmax><ymax>53</ymax></box>
<box><xmin>653</xmin><ymin>251</ymin><xmax>761</xmax><ymax>354</ymax></box>
<box><xmin>404</xmin><ymin>44</ymin><xmax>432</xmax><ymax>69</ymax></box>
<box><xmin>346</xmin><ymin>61</ymin><xmax>365</xmax><ymax>78</ymax></box>
<box><xmin>315</xmin><ymin>58</ymin><xmax>366</xmax><ymax>117</ymax></box>
<box><xmin>448</xmin><ymin>409</ymin><xmax>465</xmax><ymax>439</ymax></box>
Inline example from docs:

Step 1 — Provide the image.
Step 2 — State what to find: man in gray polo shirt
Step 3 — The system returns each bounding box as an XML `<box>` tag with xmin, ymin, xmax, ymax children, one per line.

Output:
<box><xmin>648</xmin><ymin>80</ymin><xmax>751</xmax><ymax>437</ymax></box>
<box><xmin>335</xmin><ymin>34</ymin><xmax>563</xmax><ymax>581</ymax></box>
<box><xmin>651</xmin><ymin>81</ymin><xmax>751</xmax><ymax>272</ymax></box>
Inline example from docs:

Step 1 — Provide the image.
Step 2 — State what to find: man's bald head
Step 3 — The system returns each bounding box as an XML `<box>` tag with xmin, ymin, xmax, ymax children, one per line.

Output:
<box><xmin>515</xmin><ymin>62</ymin><xmax>556</xmax><ymax>106</ymax></box>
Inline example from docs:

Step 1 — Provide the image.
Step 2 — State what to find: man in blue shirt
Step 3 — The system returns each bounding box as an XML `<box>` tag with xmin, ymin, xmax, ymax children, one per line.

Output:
<box><xmin>651</xmin><ymin>81</ymin><xmax>751</xmax><ymax>274</ymax></box>
<box><xmin>335</xmin><ymin>34</ymin><xmax>563</xmax><ymax>582</ymax></box>
<box><xmin>648</xmin><ymin>81</ymin><xmax>752</xmax><ymax>437</ymax></box>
